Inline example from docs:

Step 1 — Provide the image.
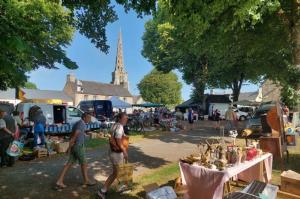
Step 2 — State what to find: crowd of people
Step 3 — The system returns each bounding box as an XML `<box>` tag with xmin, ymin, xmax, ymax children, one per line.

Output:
<box><xmin>0</xmin><ymin>107</ymin><xmax>49</xmax><ymax>167</ymax></box>
<box><xmin>2</xmin><ymin>103</ymin><xmax>292</xmax><ymax>198</ymax></box>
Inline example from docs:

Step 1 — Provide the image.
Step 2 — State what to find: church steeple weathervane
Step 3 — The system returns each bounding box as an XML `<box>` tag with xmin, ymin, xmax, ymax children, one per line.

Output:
<box><xmin>112</xmin><ymin>29</ymin><xmax>129</xmax><ymax>89</ymax></box>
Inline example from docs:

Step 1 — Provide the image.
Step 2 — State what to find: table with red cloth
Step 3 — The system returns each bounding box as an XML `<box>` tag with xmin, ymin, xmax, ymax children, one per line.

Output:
<box><xmin>179</xmin><ymin>153</ymin><xmax>273</xmax><ymax>199</ymax></box>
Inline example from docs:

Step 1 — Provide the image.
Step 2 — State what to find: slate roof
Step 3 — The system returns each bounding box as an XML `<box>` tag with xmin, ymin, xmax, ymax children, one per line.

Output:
<box><xmin>0</xmin><ymin>89</ymin><xmax>15</xmax><ymax>99</ymax></box>
<box><xmin>238</xmin><ymin>92</ymin><xmax>258</xmax><ymax>102</ymax></box>
<box><xmin>21</xmin><ymin>89</ymin><xmax>72</xmax><ymax>101</ymax></box>
<box><xmin>0</xmin><ymin>88</ymin><xmax>72</xmax><ymax>102</ymax></box>
<box><xmin>74</xmin><ymin>80</ymin><xmax>132</xmax><ymax>97</ymax></box>
<box><xmin>176</xmin><ymin>99</ymin><xmax>197</xmax><ymax>108</ymax></box>
<box><xmin>176</xmin><ymin>94</ymin><xmax>231</xmax><ymax>108</ymax></box>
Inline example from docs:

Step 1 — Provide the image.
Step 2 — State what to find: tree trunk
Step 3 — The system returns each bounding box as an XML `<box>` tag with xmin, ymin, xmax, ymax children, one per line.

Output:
<box><xmin>192</xmin><ymin>83</ymin><xmax>205</xmax><ymax>100</ymax></box>
<box><xmin>191</xmin><ymin>61</ymin><xmax>207</xmax><ymax>103</ymax></box>
<box><xmin>231</xmin><ymin>73</ymin><xmax>244</xmax><ymax>102</ymax></box>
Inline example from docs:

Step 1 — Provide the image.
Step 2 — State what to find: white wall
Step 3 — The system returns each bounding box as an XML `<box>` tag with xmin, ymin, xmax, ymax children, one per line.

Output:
<box><xmin>0</xmin><ymin>99</ymin><xmax>21</xmax><ymax>106</ymax></box>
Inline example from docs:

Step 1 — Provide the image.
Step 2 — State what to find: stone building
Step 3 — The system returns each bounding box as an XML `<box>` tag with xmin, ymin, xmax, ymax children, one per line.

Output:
<box><xmin>63</xmin><ymin>31</ymin><xmax>133</xmax><ymax>106</ymax></box>
<box><xmin>261</xmin><ymin>80</ymin><xmax>281</xmax><ymax>102</ymax></box>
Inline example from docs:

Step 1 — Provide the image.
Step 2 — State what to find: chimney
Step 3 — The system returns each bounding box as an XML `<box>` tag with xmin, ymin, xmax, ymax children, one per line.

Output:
<box><xmin>67</xmin><ymin>73</ymin><xmax>76</xmax><ymax>83</ymax></box>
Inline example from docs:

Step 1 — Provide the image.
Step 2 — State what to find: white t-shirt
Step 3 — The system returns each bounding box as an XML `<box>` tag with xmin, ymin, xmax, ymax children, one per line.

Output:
<box><xmin>0</xmin><ymin>119</ymin><xmax>6</xmax><ymax>129</ymax></box>
<box><xmin>112</xmin><ymin>123</ymin><xmax>124</xmax><ymax>139</ymax></box>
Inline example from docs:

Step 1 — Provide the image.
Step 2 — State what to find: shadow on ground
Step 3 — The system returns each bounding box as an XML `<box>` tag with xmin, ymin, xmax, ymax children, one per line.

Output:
<box><xmin>0</xmin><ymin>144</ymin><xmax>169</xmax><ymax>199</ymax></box>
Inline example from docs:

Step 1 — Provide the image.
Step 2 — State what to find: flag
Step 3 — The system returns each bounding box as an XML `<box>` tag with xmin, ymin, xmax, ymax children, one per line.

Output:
<box><xmin>15</xmin><ymin>87</ymin><xmax>25</xmax><ymax>100</ymax></box>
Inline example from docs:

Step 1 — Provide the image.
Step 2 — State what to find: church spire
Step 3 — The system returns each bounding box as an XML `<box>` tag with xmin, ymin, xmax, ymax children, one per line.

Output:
<box><xmin>115</xmin><ymin>29</ymin><xmax>124</xmax><ymax>71</ymax></box>
<box><xmin>111</xmin><ymin>29</ymin><xmax>129</xmax><ymax>90</ymax></box>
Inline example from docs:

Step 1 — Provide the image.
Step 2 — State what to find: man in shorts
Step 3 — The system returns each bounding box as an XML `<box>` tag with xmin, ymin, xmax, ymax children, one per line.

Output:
<box><xmin>55</xmin><ymin>113</ymin><xmax>95</xmax><ymax>189</ymax></box>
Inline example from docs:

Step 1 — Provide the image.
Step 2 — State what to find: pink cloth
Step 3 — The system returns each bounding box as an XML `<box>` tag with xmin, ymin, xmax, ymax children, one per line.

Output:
<box><xmin>238</xmin><ymin>154</ymin><xmax>273</xmax><ymax>182</ymax></box>
<box><xmin>180</xmin><ymin>162</ymin><xmax>225</xmax><ymax>199</ymax></box>
<box><xmin>180</xmin><ymin>153</ymin><xmax>273</xmax><ymax>199</ymax></box>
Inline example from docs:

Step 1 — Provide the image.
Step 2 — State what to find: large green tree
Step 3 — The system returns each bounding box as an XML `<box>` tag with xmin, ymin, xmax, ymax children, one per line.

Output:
<box><xmin>138</xmin><ymin>69</ymin><xmax>182</xmax><ymax>107</ymax></box>
<box><xmin>142</xmin><ymin>11</ymin><xmax>209</xmax><ymax>102</ymax></box>
<box><xmin>0</xmin><ymin>0</ymin><xmax>76</xmax><ymax>90</ymax></box>
<box><xmin>142</xmin><ymin>1</ymin><xmax>300</xmax><ymax>103</ymax></box>
<box><xmin>24</xmin><ymin>82</ymin><xmax>38</xmax><ymax>89</ymax></box>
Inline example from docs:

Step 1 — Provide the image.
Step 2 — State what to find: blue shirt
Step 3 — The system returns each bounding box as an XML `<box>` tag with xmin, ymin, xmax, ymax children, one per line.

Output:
<box><xmin>72</xmin><ymin>119</ymin><xmax>86</xmax><ymax>145</ymax></box>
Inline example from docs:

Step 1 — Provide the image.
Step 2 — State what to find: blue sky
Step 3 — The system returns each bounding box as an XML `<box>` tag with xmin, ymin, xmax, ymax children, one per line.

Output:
<box><xmin>29</xmin><ymin>3</ymin><xmax>258</xmax><ymax>101</ymax></box>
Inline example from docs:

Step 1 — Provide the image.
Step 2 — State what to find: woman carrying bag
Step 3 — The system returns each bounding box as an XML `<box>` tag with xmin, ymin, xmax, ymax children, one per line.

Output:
<box><xmin>98</xmin><ymin>112</ymin><xmax>129</xmax><ymax>199</ymax></box>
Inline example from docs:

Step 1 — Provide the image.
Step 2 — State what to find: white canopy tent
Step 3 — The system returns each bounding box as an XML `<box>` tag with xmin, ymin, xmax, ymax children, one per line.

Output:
<box><xmin>110</xmin><ymin>96</ymin><xmax>132</xmax><ymax>109</ymax></box>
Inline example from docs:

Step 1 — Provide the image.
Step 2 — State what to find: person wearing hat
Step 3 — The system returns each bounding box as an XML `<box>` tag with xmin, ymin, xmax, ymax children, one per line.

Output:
<box><xmin>0</xmin><ymin>109</ymin><xmax>14</xmax><ymax>167</ymax></box>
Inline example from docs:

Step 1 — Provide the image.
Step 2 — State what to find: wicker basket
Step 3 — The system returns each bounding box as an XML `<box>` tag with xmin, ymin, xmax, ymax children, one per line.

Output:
<box><xmin>54</xmin><ymin>142</ymin><xmax>69</xmax><ymax>153</ymax></box>
<box><xmin>116</xmin><ymin>163</ymin><xmax>134</xmax><ymax>184</ymax></box>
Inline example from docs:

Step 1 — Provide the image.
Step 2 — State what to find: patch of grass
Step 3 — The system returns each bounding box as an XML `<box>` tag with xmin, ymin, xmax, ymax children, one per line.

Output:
<box><xmin>137</xmin><ymin>162</ymin><xmax>179</xmax><ymax>186</ymax></box>
<box><xmin>85</xmin><ymin>138</ymin><xmax>107</xmax><ymax>149</ymax></box>
<box><xmin>104</xmin><ymin>163</ymin><xmax>180</xmax><ymax>199</ymax></box>
<box><xmin>85</xmin><ymin>130</ymin><xmax>165</xmax><ymax>148</ymax></box>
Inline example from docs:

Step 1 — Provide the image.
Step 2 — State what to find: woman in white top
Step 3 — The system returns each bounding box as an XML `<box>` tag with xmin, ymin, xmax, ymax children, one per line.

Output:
<box><xmin>98</xmin><ymin>112</ymin><xmax>128</xmax><ymax>199</ymax></box>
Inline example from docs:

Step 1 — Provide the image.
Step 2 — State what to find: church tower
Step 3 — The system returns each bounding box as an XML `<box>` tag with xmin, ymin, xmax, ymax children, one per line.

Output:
<box><xmin>111</xmin><ymin>30</ymin><xmax>129</xmax><ymax>89</ymax></box>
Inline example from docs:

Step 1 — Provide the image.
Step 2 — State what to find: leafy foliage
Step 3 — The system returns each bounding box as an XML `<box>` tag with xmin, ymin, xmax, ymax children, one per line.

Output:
<box><xmin>142</xmin><ymin>0</ymin><xmax>300</xmax><ymax>102</ymax></box>
<box><xmin>50</xmin><ymin>0</ymin><xmax>156</xmax><ymax>53</ymax></box>
<box><xmin>138</xmin><ymin>69</ymin><xmax>182</xmax><ymax>106</ymax></box>
<box><xmin>24</xmin><ymin>82</ymin><xmax>38</xmax><ymax>89</ymax></box>
<box><xmin>281</xmin><ymin>85</ymin><xmax>300</xmax><ymax>108</ymax></box>
<box><xmin>0</xmin><ymin>0</ymin><xmax>76</xmax><ymax>90</ymax></box>
<box><xmin>0</xmin><ymin>0</ymin><xmax>156</xmax><ymax>90</ymax></box>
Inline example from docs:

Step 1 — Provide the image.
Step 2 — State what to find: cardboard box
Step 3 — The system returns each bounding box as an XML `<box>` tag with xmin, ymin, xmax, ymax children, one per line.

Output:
<box><xmin>54</xmin><ymin>142</ymin><xmax>69</xmax><ymax>153</ymax></box>
<box><xmin>90</xmin><ymin>132</ymin><xmax>104</xmax><ymax>139</ymax></box>
<box><xmin>281</xmin><ymin>170</ymin><xmax>300</xmax><ymax>196</ymax></box>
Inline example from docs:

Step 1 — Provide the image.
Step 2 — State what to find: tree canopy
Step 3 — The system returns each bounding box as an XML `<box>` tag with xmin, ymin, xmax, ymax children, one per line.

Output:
<box><xmin>0</xmin><ymin>0</ymin><xmax>156</xmax><ymax>90</ymax></box>
<box><xmin>138</xmin><ymin>69</ymin><xmax>182</xmax><ymax>107</ymax></box>
<box><xmin>0</xmin><ymin>0</ymin><xmax>76</xmax><ymax>90</ymax></box>
<box><xmin>142</xmin><ymin>0</ymin><xmax>300</xmax><ymax>104</ymax></box>
<box><xmin>24</xmin><ymin>82</ymin><xmax>38</xmax><ymax>89</ymax></box>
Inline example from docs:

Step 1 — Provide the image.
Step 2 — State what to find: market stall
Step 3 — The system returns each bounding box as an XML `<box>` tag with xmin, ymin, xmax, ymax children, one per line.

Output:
<box><xmin>179</xmin><ymin>153</ymin><xmax>272</xmax><ymax>199</ymax></box>
<box><xmin>132</xmin><ymin>102</ymin><xmax>164</xmax><ymax>108</ymax></box>
<box><xmin>178</xmin><ymin>135</ymin><xmax>274</xmax><ymax>199</ymax></box>
<box><xmin>110</xmin><ymin>96</ymin><xmax>132</xmax><ymax>109</ymax></box>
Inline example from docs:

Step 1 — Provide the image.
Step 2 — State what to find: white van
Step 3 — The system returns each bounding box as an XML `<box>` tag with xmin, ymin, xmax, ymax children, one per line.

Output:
<box><xmin>16</xmin><ymin>103</ymin><xmax>99</xmax><ymax>126</ymax></box>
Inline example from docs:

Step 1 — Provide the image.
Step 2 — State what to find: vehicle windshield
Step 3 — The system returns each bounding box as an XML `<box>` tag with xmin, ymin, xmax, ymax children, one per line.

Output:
<box><xmin>252</xmin><ymin>105</ymin><xmax>274</xmax><ymax>119</ymax></box>
<box><xmin>253</xmin><ymin>110</ymin><xmax>267</xmax><ymax>119</ymax></box>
